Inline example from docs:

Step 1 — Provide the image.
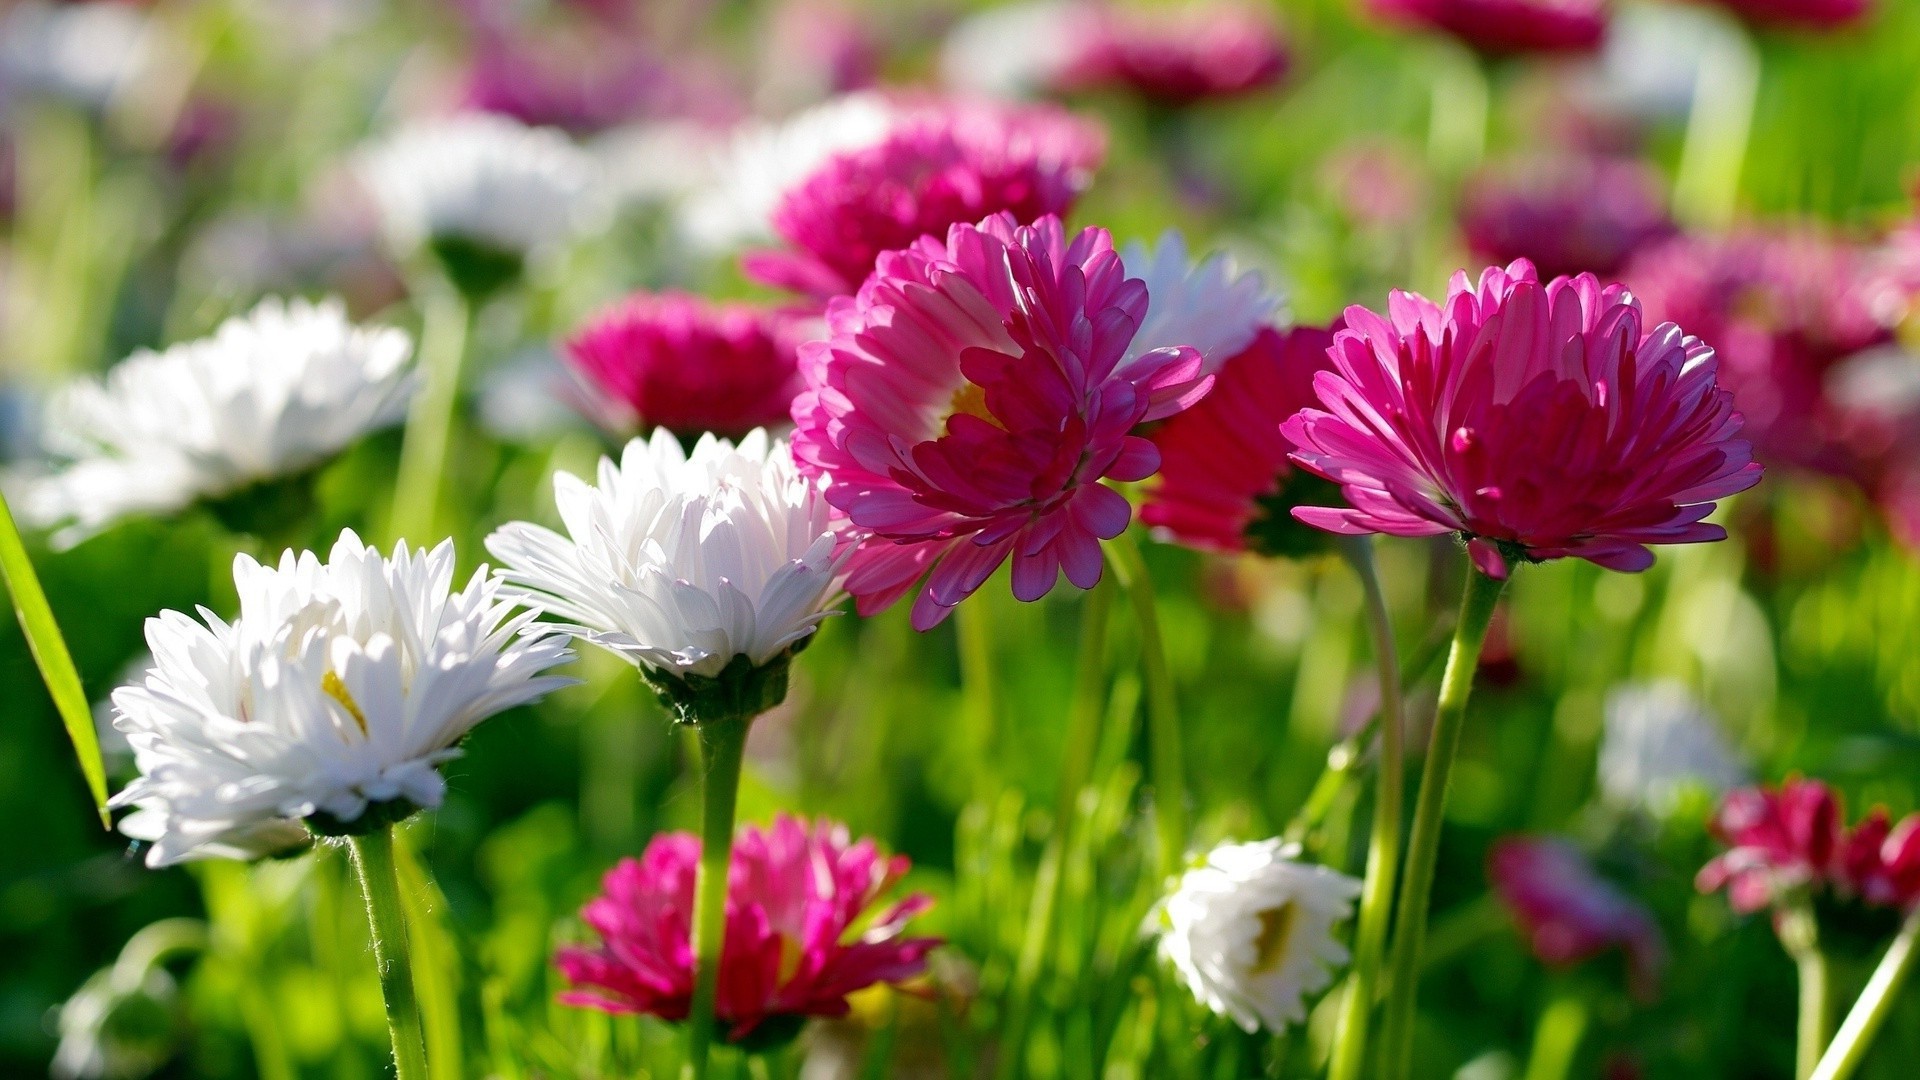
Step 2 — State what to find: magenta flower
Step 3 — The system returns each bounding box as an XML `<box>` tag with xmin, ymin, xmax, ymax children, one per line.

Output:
<box><xmin>555</xmin><ymin>816</ymin><xmax>938</xmax><ymax>1042</ymax></box>
<box><xmin>1142</xmin><ymin>323</ymin><xmax>1345</xmax><ymax>555</ymax></box>
<box><xmin>1697</xmin><ymin>778</ymin><xmax>1843</xmax><ymax>914</ymax></box>
<box><xmin>743</xmin><ymin>99</ymin><xmax>1104</xmax><ymax>299</ymax></box>
<box><xmin>1062</xmin><ymin>1</ymin><xmax>1290</xmax><ymax>107</ymax></box>
<box><xmin>1838</xmin><ymin>809</ymin><xmax>1920</xmax><ymax>911</ymax></box>
<box><xmin>1696</xmin><ymin>0</ymin><xmax>1871</xmax><ymax>30</ymax></box>
<box><xmin>1281</xmin><ymin>260</ymin><xmax>1762</xmax><ymax>579</ymax></box>
<box><xmin>1460</xmin><ymin>156</ymin><xmax>1673</xmax><ymax>280</ymax></box>
<box><xmin>1489</xmin><ymin>837</ymin><xmax>1666</xmax><ymax>999</ymax></box>
<box><xmin>1364</xmin><ymin>0</ymin><xmax>1608</xmax><ymax>55</ymax></box>
<box><xmin>791</xmin><ymin>212</ymin><xmax>1218</xmax><ymax>629</ymax></box>
<box><xmin>565</xmin><ymin>292</ymin><xmax>805</xmax><ymax>439</ymax></box>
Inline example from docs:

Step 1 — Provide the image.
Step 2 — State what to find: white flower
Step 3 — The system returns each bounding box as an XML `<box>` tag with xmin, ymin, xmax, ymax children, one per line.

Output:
<box><xmin>1150</xmin><ymin>838</ymin><xmax>1360</xmax><ymax>1034</ymax></box>
<box><xmin>485</xmin><ymin>429</ymin><xmax>845</xmax><ymax>679</ymax></box>
<box><xmin>354</xmin><ymin>113</ymin><xmax>607</xmax><ymax>257</ymax></box>
<box><xmin>938</xmin><ymin>1</ymin><xmax>1088</xmax><ymax>99</ymax></box>
<box><xmin>1599</xmin><ymin>681</ymin><xmax>1747</xmax><ymax>817</ymax></box>
<box><xmin>678</xmin><ymin>93</ymin><xmax>896</xmax><ymax>253</ymax></box>
<box><xmin>0</xmin><ymin>1</ymin><xmax>155</xmax><ymax>109</ymax></box>
<box><xmin>1122</xmin><ymin>231</ymin><xmax>1283</xmax><ymax>374</ymax></box>
<box><xmin>592</xmin><ymin>120</ymin><xmax>727</xmax><ymax>209</ymax></box>
<box><xmin>17</xmin><ymin>297</ymin><xmax>413</xmax><ymax>545</ymax></box>
<box><xmin>109</xmin><ymin>530</ymin><xmax>574</xmax><ymax>867</ymax></box>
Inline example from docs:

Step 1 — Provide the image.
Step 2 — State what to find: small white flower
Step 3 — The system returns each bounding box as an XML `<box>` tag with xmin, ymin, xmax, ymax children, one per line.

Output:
<box><xmin>18</xmin><ymin>295</ymin><xmax>414</xmax><ymax>541</ymax></box>
<box><xmin>354</xmin><ymin>113</ymin><xmax>607</xmax><ymax>257</ymax></box>
<box><xmin>486</xmin><ymin>429</ymin><xmax>846</xmax><ymax>679</ymax></box>
<box><xmin>110</xmin><ymin>530</ymin><xmax>574</xmax><ymax>867</ymax></box>
<box><xmin>16</xmin><ymin>297</ymin><xmax>413</xmax><ymax>546</ymax></box>
<box><xmin>592</xmin><ymin>120</ymin><xmax>727</xmax><ymax>210</ymax></box>
<box><xmin>0</xmin><ymin>1</ymin><xmax>155</xmax><ymax>109</ymax></box>
<box><xmin>678</xmin><ymin>93</ymin><xmax>896</xmax><ymax>253</ymax></box>
<box><xmin>1150</xmin><ymin>838</ymin><xmax>1360</xmax><ymax>1034</ymax></box>
<box><xmin>938</xmin><ymin>2</ymin><xmax>1088</xmax><ymax>99</ymax></box>
<box><xmin>1598</xmin><ymin>681</ymin><xmax>1747</xmax><ymax>817</ymax></box>
<box><xmin>1122</xmin><ymin>231</ymin><xmax>1283</xmax><ymax>374</ymax></box>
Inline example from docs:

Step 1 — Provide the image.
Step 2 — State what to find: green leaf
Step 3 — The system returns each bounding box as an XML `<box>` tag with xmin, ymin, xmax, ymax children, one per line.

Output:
<box><xmin>0</xmin><ymin>490</ymin><xmax>109</xmax><ymax>826</ymax></box>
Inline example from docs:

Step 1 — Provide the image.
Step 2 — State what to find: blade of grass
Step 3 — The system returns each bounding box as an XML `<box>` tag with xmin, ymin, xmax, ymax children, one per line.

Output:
<box><xmin>0</xmin><ymin>490</ymin><xmax>108</xmax><ymax>825</ymax></box>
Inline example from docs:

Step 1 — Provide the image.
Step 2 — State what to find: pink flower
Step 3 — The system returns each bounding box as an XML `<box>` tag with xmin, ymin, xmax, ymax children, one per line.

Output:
<box><xmin>1460</xmin><ymin>157</ymin><xmax>1673</xmax><ymax>281</ymax></box>
<box><xmin>1696</xmin><ymin>0</ymin><xmax>1871</xmax><ymax>30</ymax></box>
<box><xmin>1696</xmin><ymin>778</ymin><xmax>1842</xmax><ymax>913</ymax></box>
<box><xmin>1062</xmin><ymin>2</ymin><xmax>1290</xmax><ymax>107</ymax></box>
<box><xmin>743</xmin><ymin>99</ymin><xmax>1104</xmax><ymax>299</ymax></box>
<box><xmin>1141</xmin><ymin>323</ymin><xmax>1345</xmax><ymax>555</ymax></box>
<box><xmin>1281</xmin><ymin>260</ymin><xmax>1762</xmax><ymax>579</ymax></box>
<box><xmin>1838</xmin><ymin>810</ymin><xmax>1920</xmax><ymax>911</ymax></box>
<box><xmin>1489</xmin><ymin>837</ymin><xmax>1666</xmax><ymax>1000</ymax></box>
<box><xmin>555</xmin><ymin>815</ymin><xmax>939</xmax><ymax>1042</ymax></box>
<box><xmin>564</xmin><ymin>292</ymin><xmax>805</xmax><ymax>439</ymax></box>
<box><xmin>791</xmin><ymin>212</ymin><xmax>1215</xmax><ymax>629</ymax></box>
<box><xmin>1364</xmin><ymin>0</ymin><xmax>1608</xmax><ymax>55</ymax></box>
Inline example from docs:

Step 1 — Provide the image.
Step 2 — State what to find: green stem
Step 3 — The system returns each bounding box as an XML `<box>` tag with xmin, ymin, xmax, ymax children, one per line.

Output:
<box><xmin>347</xmin><ymin>827</ymin><xmax>429</xmax><ymax>1080</ymax></box>
<box><xmin>1672</xmin><ymin>18</ymin><xmax>1760</xmax><ymax>231</ymax></box>
<box><xmin>1105</xmin><ymin>534</ymin><xmax>1186</xmax><ymax>876</ymax></box>
<box><xmin>1329</xmin><ymin>538</ymin><xmax>1405</xmax><ymax>1080</ymax></box>
<box><xmin>685</xmin><ymin>714</ymin><xmax>751</xmax><ymax>1080</ymax></box>
<box><xmin>1379</xmin><ymin>564</ymin><xmax>1507</xmax><ymax>1080</ymax></box>
<box><xmin>1808</xmin><ymin>907</ymin><xmax>1920</xmax><ymax>1080</ymax></box>
<box><xmin>389</xmin><ymin>283</ymin><xmax>473</xmax><ymax>545</ymax></box>
<box><xmin>956</xmin><ymin>600</ymin><xmax>1001</xmax><ymax>773</ymax></box>
<box><xmin>1780</xmin><ymin>902</ymin><xmax>1833</xmax><ymax>1080</ymax></box>
<box><xmin>0</xmin><ymin>489</ymin><xmax>109</xmax><ymax>824</ymax></box>
<box><xmin>1521</xmin><ymin>989</ymin><xmax>1590</xmax><ymax>1080</ymax></box>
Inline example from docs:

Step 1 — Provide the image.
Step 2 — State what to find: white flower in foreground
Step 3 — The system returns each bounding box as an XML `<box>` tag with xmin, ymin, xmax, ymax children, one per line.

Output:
<box><xmin>110</xmin><ymin>530</ymin><xmax>574</xmax><ymax>867</ymax></box>
<box><xmin>1599</xmin><ymin>681</ymin><xmax>1747</xmax><ymax>818</ymax></box>
<box><xmin>1150</xmin><ymin>838</ymin><xmax>1360</xmax><ymax>1034</ymax></box>
<box><xmin>354</xmin><ymin>113</ymin><xmax>606</xmax><ymax>258</ymax></box>
<box><xmin>486</xmin><ymin>429</ymin><xmax>846</xmax><ymax>683</ymax></box>
<box><xmin>1122</xmin><ymin>231</ymin><xmax>1282</xmax><ymax>374</ymax></box>
<box><xmin>678</xmin><ymin>92</ymin><xmax>896</xmax><ymax>252</ymax></box>
<box><xmin>19</xmin><ymin>297</ymin><xmax>413</xmax><ymax>546</ymax></box>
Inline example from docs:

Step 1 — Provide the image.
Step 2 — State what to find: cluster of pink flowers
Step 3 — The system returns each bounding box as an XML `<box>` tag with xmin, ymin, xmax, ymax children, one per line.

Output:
<box><xmin>1698</xmin><ymin>778</ymin><xmax>1920</xmax><ymax>914</ymax></box>
<box><xmin>1364</xmin><ymin>0</ymin><xmax>1607</xmax><ymax>56</ymax></box>
<box><xmin>1460</xmin><ymin>156</ymin><xmax>1674</xmax><ymax>280</ymax></box>
<box><xmin>746</xmin><ymin>100</ymin><xmax>1105</xmax><ymax>299</ymax></box>
<box><xmin>556</xmin><ymin>816</ymin><xmax>939</xmax><ymax>1042</ymax></box>
<box><xmin>1489</xmin><ymin>837</ymin><xmax>1666</xmax><ymax>1000</ymax></box>
<box><xmin>1060</xmin><ymin>1</ymin><xmax>1290</xmax><ymax>107</ymax></box>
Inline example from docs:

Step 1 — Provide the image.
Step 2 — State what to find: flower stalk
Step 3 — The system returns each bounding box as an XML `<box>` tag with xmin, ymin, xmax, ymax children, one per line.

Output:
<box><xmin>347</xmin><ymin>826</ymin><xmax>429</xmax><ymax>1080</ymax></box>
<box><xmin>684</xmin><ymin>712</ymin><xmax>752</xmax><ymax>1080</ymax></box>
<box><xmin>1809</xmin><ymin>907</ymin><xmax>1920</xmax><ymax>1080</ymax></box>
<box><xmin>389</xmin><ymin>280</ymin><xmax>473</xmax><ymax>545</ymax></box>
<box><xmin>1779</xmin><ymin>902</ymin><xmax>1833</xmax><ymax>1079</ymax></box>
<box><xmin>1380</xmin><ymin>564</ymin><xmax>1507</xmax><ymax>1080</ymax></box>
<box><xmin>1105</xmin><ymin>533</ymin><xmax>1187</xmax><ymax>876</ymax></box>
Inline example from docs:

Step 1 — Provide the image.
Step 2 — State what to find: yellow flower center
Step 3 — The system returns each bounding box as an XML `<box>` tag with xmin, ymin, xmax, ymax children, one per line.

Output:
<box><xmin>323</xmin><ymin>670</ymin><xmax>369</xmax><ymax>737</ymax></box>
<box><xmin>945</xmin><ymin>382</ymin><xmax>1001</xmax><ymax>431</ymax></box>
<box><xmin>1251</xmin><ymin>902</ymin><xmax>1299</xmax><ymax>975</ymax></box>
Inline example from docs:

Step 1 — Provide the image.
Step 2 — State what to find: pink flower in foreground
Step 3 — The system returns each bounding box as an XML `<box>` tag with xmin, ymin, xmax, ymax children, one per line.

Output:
<box><xmin>1461</xmin><ymin>157</ymin><xmax>1673</xmax><ymax>280</ymax></box>
<box><xmin>1063</xmin><ymin>1</ymin><xmax>1290</xmax><ymax>107</ymax></box>
<box><xmin>1697</xmin><ymin>778</ymin><xmax>1842</xmax><ymax>913</ymax></box>
<box><xmin>792</xmin><ymin>212</ymin><xmax>1218</xmax><ymax>629</ymax></box>
<box><xmin>1696</xmin><ymin>0</ymin><xmax>1871</xmax><ymax>30</ymax></box>
<box><xmin>744</xmin><ymin>100</ymin><xmax>1104</xmax><ymax>299</ymax></box>
<box><xmin>556</xmin><ymin>816</ymin><xmax>938</xmax><ymax>1042</ymax></box>
<box><xmin>1282</xmin><ymin>260</ymin><xmax>1762</xmax><ymax>579</ymax></box>
<box><xmin>1142</xmin><ymin>323</ymin><xmax>1345</xmax><ymax>556</ymax></box>
<box><xmin>564</xmin><ymin>292</ymin><xmax>804</xmax><ymax>439</ymax></box>
<box><xmin>1365</xmin><ymin>0</ymin><xmax>1608</xmax><ymax>55</ymax></box>
<box><xmin>1489</xmin><ymin>837</ymin><xmax>1666</xmax><ymax>999</ymax></box>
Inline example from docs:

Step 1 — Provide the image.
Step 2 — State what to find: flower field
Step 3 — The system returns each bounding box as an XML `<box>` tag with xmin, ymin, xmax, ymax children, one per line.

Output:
<box><xmin>3</xmin><ymin>1</ymin><xmax>1920</xmax><ymax>1078</ymax></box>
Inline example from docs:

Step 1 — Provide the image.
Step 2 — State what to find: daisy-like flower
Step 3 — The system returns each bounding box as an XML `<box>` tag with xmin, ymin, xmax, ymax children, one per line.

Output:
<box><xmin>1060</xmin><ymin>0</ymin><xmax>1291</xmax><ymax>106</ymax></box>
<box><xmin>792</xmin><ymin>212</ymin><xmax>1278</xmax><ymax>629</ymax></box>
<box><xmin>1282</xmin><ymin>260</ymin><xmax>1763</xmax><ymax>580</ymax></box>
<box><xmin>1149</xmin><ymin>838</ymin><xmax>1361</xmax><ymax>1034</ymax></box>
<box><xmin>109</xmin><ymin>530</ymin><xmax>574</xmax><ymax>867</ymax></box>
<box><xmin>1597</xmin><ymin>681</ymin><xmax>1746</xmax><ymax>818</ymax></box>
<box><xmin>564</xmin><ymin>292</ymin><xmax>806</xmax><ymax>440</ymax></box>
<box><xmin>1489</xmin><ymin>837</ymin><xmax>1667</xmax><ymax>999</ymax></box>
<box><xmin>1460</xmin><ymin>156</ymin><xmax>1674</xmax><ymax>280</ymax></box>
<box><xmin>18</xmin><ymin>297</ymin><xmax>414</xmax><ymax>546</ymax></box>
<box><xmin>485</xmin><ymin>429</ymin><xmax>845</xmax><ymax>712</ymax></box>
<box><xmin>1697</xmin><ymin>778</ymin><xmax>1842</xmax><ymax>914</ymax></box>
<box><xmin>555</xmin><ymin>815</ymin><xmax>939</xmax><ymax>1044</ymax></box>
<box><xmin>741</xmin><ymin>97</ymin><xmax>1106</xmax><ymax>299</ymax></box>
<box><xmin>1141</xmin><ymin>323</ymin><xmax>1344</xmax><ymax>556</ymax></box>
<box><xmin>1364</xmin><ymin>0</ymin><xmax>1608</xmax><ymax>56</ymax></box>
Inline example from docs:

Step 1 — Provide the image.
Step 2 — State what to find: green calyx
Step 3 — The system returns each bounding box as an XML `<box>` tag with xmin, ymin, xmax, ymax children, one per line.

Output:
<box><xmin>640</xmin><ymin>650</ymin><xmax>799</xmax><ymax>727</ymax></box>
<box><xmin>204</xmin><ymin>469</ymin><xmax>319</xmax><ymax>549</ymax></box>
<box><xmin>428</xmin><ymin>234</ymin><xmax>524</xmax><ymax>303</ymax></box>
<box><xmin>305</xmin><ymin>797</ymin><xmax>421</xmax><ymax>839</ymax></box>
<box><xmin>1246</xmin><ymin>470</ymin><xmax>1348</xmax><ymax>559</ymax></box>
<box><xmin>725</xmin><ymin>1012</ymin><xmax>806</xmax><ymax>1053</ymax></box>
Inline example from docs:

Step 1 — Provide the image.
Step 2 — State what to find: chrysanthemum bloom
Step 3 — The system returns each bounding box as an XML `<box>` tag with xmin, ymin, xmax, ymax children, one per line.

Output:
<box><xmin>792</xmin><ymin>212</ymin><xmax>1278</xmax><ymax>628</ymax></box>
<box><xmin>1836</xmin><ymin>809</ymin><xmax>1920</xmax><ymax>911</ymax></box>
<box><xmin>1141</xmin><ymin>323</ymin><xmax>1344</xmax><ymax>556</ymax></box>
<box><xmin>1696</xmin><ymin>778</ymin><xmax>1842</xmax><ymax>913</ymax></box>
<box><xmin>1148</xmin><ymin>838</ymin><xmax>1361</xmax><ymax>1034</ymax></box>
<box><xmin>486</xmin><ymin>429</ymin><xmax>845</xmax><ymax>710</ymax></box>
<box><xmin>1488</xmin><ymin>837</ymin><xmax>1666</xmax><ymax>999</ymax></box>
<box><xmin>1696</xmin><ymin>0</ymin><xmax>1871</xmax><ymax>30</ymax></box>
<box><xmin>742</xmin><ymin>99</ymin><xmax>1106</xmax><ymax>299</ymax></box>
<box><xmin>1597</xmin><ymin>681</ymin><xmax>1746</xmax><ymax>818</ymax></box>
<box><xmin>1627</xmin><ymin>230</ymin><xmax>1893</xmax><ymax>476</ymax></box>
<box><xmin>565</xmin><ymin>292</ymin><xmax>805</xmax><ymax>439</ymax></box>
<box><xmin>354</xmin><ymin>113</ymin><xmax>606</xmax><ymax>297</ymax></box>
<box><xmin>1059</xmin><ymin>1</ymin><xmax>1290</xmax><ymax>106</ymax></box>
<box><xmin>461</xmin><ymin>30</ymin><xmax>679</xmax><ymax>135</ymax></box>
<box><xmin>1364</xmin><ymin>0</ymin><xmax>1608</xmax><ymax>56</ymax></box>
<box><xmin>1282</xmin><ymin>260</ymin><xmax>1763</xmax><ymax>580</ymax></box>
<box><xmin>1461</xmin><ymin>157</ymin><xmax>1674</xmax><ymax>280</ymax></box>
<box><xmin>556</xmin><ymin>815</ymin><xmax>939</xmax><ymax>1044</ymax></box>
<box><xmin>108</xmin><ymin>530</ymin><xmax>574</xmax><ymax>866</ymax></box>
<box><xmin>18</xmin><ymin>297</ymin><xmax>414</xmax><ymax>546</ymax></box>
